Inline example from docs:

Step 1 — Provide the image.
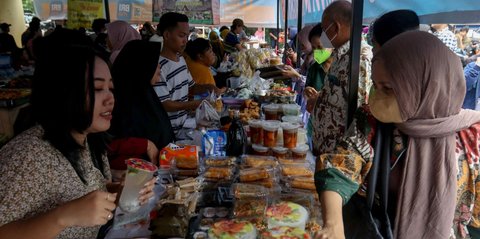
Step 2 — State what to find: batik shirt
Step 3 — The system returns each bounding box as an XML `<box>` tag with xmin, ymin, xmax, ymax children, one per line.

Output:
<box><xmin>0</xmin><ymin>126</ymin><xmax>112</xmax><ymax>239</ymax></box>
<box><xmin>315</xmin><ymin>106</ymin><xmax>480</xmax><ymax>238</ymax></box>
<box><xmin>310</xmin><ymin>40</ymin><xmax>372</xmax><ymax>155</ymax></box>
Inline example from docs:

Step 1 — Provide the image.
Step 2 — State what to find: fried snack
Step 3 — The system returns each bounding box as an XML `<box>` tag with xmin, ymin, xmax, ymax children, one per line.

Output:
<box><xmin>205</xmin><ymin>157</ymin><xmax>236</xmax><ymax>167</ymax></box>
<box><xmin>281</xmin><ymin>166</ymin><xmax>313</xmax><ymax>177</ymax></box>
<box><xmin>255</xmin><ymin>179</ymin><xmax>275</xmax><ymax>188</ymax></box>
<box><xmin>175</xmin><ymin>156</ymin><xmax>198</xmax><ymax>169</ymax></box>
<box><xmin>233</xmin><ymin>183</ymin><xmax>268</xmax><ymax>199</ymax></box>
<box><xmin>290</xmin><ymin>177</ymin><xmax>316</xmax><ymax>191</ymax></box>
<box><xmin>234</xmin><ymin>200</ymin><xmax>267</xmax><ymax>217</ymax></box>
<box><xmin>240</xmin><ymin>168</ymin><xmax>270</xmax><ymax>182</ymax></box>
<box><xmin>204</xmin><ymin>167</ymin><xmax>233</xmax><ymax>179</ymax></box>
<box><xmin>244</xmin><ymin>156</ymin><xmax>277</xmax><ymax>168</ymax></box>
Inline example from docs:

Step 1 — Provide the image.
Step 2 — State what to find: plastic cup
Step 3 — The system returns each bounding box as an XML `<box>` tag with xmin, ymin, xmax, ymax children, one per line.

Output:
<box><xmin>281</xmin><ymin>122</ymin><xmax>299</xmax><ymax>149</ymax></box>
<box><xmin>282</xmin><ymin>104</ymin><xmax>301</xmax><ymax>116</ymax></box>
<box><xmin>249</xmin><ymin>119</ymin><xmax>264</xmax><ymax>145</ymax></box>
<box><xmin>291</xmin><ymin>144</ymin><xmax>309</xmax><ymax>160</ymax></box>
<box><xmin>119</xmin><ymin>158</ymin><xmax>158</xmax><ymax>212</ymax></box>
<box><xmin>282</xmin><ymin>115</ymin><xmax>303</xmax><ymax>125</ymax></box>
<box><xmin>262</xmin><ymin>120</ymin><xmax>281</xmax><ymax>147</ymax></box>
<box><xmin>252</xmin><ymin>144</ymin><xmax>270</xmax><ymax>156</ymax></box>
<box><xmin>272</xmin><ymin>146</ymin><xmax>289</xmax><ymax>159</ymax></box>
<box><xmin>264</xmin><ymin>104</ymin><xmax>280</xmax><ymax>121</ymax></box>
<box><xmin>297</xmin><ymin>128</ymin><xmax>307</xmax><ymax>146</ymax></box>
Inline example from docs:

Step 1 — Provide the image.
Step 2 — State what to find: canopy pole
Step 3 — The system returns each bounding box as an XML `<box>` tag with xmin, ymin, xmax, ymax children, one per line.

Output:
<box><xmin>296</xmin><ymin>0</ymin><xmax>302</xmax><ymax>65</ymax></box>
<box><xmin>284</xmin><ymin>0</ymin><xmax>289</xmax><ymax>63</ymax></box>
<box><xmin>276</xmin><ymin>0</ymin><xmax>280</xmax><ymax>50</ymax></box>
<box><xmin>347</xmin><ymin>0</ymin><xmax>364</xmax><ymax>127</ymax></box>
<box><xmin>104</xmin><ymin>0</ymin><xmax>110</xmax><ymax>22</ymax></box>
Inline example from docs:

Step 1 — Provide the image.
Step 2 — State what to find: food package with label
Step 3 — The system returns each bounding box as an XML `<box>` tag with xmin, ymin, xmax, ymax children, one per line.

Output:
<box><xmin>202</xmin><ymin>130</ymin><xmax>227</xmax><ymax>157</ymax></box>
<box><xmin>159</xmin><ymin>143</ymin><xmax>199</xmax><ymax>169</ymax></box>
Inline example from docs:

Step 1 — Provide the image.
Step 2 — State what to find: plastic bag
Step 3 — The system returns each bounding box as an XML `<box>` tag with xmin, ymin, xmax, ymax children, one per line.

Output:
<box><xmin>195</xmin><ymin>100</ymin><xmax>220</xmax><ymax>127</ymax></box>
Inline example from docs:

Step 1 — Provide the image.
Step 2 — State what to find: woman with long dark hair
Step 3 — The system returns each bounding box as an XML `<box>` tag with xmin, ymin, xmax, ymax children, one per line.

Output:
<box><xmin>108</xmin><ymin>40</ymin><xmax>175</xmax><ymax>172</ymax></box>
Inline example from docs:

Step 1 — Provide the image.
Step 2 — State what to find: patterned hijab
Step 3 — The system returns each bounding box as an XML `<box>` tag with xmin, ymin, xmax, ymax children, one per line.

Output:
<box><xmin>106</xmin><ymin>20</ymin><xmax>141</xmax><ymax>63</ymax></box>
<box><xmin>374</xmin><ymin>31</ymin><xmax>480</xmax><ymax>238</ymax></box>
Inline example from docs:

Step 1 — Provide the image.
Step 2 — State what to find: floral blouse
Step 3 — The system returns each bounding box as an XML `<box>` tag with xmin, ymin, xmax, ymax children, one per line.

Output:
<box><xmin>311</xmin><ymin>40</ymin><xmax>372</xmax><ymax>156</ymax></box>
<box><xmin>315</xmin><ymin>106</ymin><xmax>480</xmax><ymax>238</ymax></box>
<box><xmin>0</xmin><ymin>126</ymin><xmax>112</xmax><ymax>239</ymax></box>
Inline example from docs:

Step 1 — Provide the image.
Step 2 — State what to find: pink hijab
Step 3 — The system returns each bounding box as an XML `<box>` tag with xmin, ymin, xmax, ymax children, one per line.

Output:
<box><xmin>107</xmin><ymin>21</ymin><xmax>141</xmax><ymax>63</ymax></box>
<box><xmin>374</xmin><ymin>31</ymin><xmax>480</xmax><ymax>238</ymax></box>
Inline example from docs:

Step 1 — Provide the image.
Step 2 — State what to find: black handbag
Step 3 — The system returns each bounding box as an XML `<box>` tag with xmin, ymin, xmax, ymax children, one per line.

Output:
<box><xmin>342</xmin><ymin>122</ymin><xmax>394</xmax><ymax>239</ymax></box>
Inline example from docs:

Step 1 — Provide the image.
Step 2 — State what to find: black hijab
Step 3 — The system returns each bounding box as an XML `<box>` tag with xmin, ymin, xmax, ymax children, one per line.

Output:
<box><xmin>110</xmin><ymin>40</ymin><xmax>174</xmax><ymax>150</ymax></box>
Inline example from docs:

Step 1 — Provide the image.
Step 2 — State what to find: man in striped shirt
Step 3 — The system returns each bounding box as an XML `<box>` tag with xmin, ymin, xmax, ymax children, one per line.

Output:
<box><xmin>153</xmin><ymin>12</ymin><xmax>218</xmax><ymax>138</ymax></box>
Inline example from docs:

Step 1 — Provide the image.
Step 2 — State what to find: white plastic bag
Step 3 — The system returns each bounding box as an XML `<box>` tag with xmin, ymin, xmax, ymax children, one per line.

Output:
<box><xmin>195</xmin><ymin>100</ymin><xmax>220</xmax><ymax>127</ymax></box>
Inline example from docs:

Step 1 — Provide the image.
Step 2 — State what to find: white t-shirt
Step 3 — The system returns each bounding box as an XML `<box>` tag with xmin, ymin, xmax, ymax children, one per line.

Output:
<box><xmin>153</xmin><ymin>55</ymin><xmax>195</xmax><ymax>134</ymax></box>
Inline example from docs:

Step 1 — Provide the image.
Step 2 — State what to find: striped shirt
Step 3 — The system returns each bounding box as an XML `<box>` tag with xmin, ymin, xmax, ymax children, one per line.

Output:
<box><xmin>153</xmin><ymin>55</ymin><xmax>195</xmax><ymax>135</ymax></box>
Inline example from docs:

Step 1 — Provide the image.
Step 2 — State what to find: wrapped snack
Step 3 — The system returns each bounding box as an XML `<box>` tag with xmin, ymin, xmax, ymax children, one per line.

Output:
<box><xmin>208</xmin><ymin>220</ymin><xmax>257</xmax><ymax>239</ymax></box>
<box><xmin>288</xmin><ymin>177</ymin><xmax>316</xmax><ymax>191</ymax></box>
<box><xmin>204</xmin><ymin>156</ymin><xmax>237</xmax><ymax>167</ymax></box>
<box><xmin>159</xmin><ymin>143</ymin><xmax>199</xmax><ymax>169</ymax></box>
<box><xmin>203</xmin><ymin>166</ymin><xmax>235</xmax><ymax>181</ymax></box>
<box><xmin>260</xmin><ymin>227</ymin><xmax>312</xmax><ymax>239</ymax></box>
<box><xmin>239</xmin><ymin>167</ymin><xmax>272</xmax><ymax>182</ymax></box>
<box><xmin>175</xmin><ymin>154</ymin><xmax>199</xmax><ymax>169</ymax></box>
<box><xmin>266</xmin><ymin>201</ymin><xmax>309</xmax><ymax>230</ymax></box>
<box><xmin>232</xmin><ymin>183</ymin><xmax>269</xmax><ymax>199</ymax></box>
<box><xmin>242</xmin><ymin>155</ymin><xmax>277</xmax><ymax>168</ymax></box>
<box><xmin>278</xmin><ymin>158</ymin><xmax>308</xmax><ymax>165</ymax></box>
<box><xmin>281</xmin><ymin>163</ymin><xmax>314</xmax><ymax>177</ymax></box>
<box><xmin>234</xmin><ymin>199</ymin><xmax>267</xmax><ymax>217</ymax></box>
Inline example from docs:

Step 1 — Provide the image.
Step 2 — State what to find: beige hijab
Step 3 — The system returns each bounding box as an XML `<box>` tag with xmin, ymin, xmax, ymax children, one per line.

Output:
<box><xmin>374</xmin><ymin>31</ymin><xmax>480</xmax><ymax>238</ymax></box>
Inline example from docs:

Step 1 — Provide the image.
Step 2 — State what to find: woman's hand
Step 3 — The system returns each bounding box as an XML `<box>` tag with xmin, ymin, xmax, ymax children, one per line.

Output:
<box><xmin>57</xmin><ymin>191</ymin><xmax>117</xmax><ymax>227</ymax></box>
<box><xmin>138</xmin><ymin>177</ymin><xmax>157</xmax><ymax>205</ymax></box>
<box><xmin>314</xmin><ymin>224</ymin><xmax>345</xmax><ymax>239</ymax></box>
<box><xmin>147</xmin><ymin>140</ymin><xmax>159</xmax><ymax>164</ymax></box>
<box><xmin>280</xmin><ymin>65</ymin><xmax>301</xmax><ymax>79</ymax></box>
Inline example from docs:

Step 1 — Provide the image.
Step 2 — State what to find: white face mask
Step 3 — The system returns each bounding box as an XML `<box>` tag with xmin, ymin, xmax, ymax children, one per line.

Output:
<box><xmin>320</xmin><ymin>23</ymin><xmax>337</xmax><ymax>49</ymax></box>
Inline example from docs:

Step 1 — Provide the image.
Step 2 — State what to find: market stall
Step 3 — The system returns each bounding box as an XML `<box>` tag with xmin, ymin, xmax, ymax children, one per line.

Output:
<box><xmin>104</xmin><ymin>47</ymin><xmax>319</xmax><ymax>239</ymax></box>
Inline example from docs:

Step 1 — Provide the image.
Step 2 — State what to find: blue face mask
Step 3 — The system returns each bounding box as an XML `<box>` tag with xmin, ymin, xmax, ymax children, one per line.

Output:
<box><xmin>313</xmin><ymin>49</ymin><xmax>331</xmax><ymax>64</ymax></box>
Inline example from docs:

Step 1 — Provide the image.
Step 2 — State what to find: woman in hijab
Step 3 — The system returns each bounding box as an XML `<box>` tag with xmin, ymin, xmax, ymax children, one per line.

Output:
<box><xmin>108</xmin><ymin>40</ymin><xmax>174</xmax><ymax>176</ymax></box>
<box><xmin>209</xmin><ymin>30</ymin><xmax>224</xmax><ymax>69</ymax></box>
<box><xmin>315</xmin><ymin>31</ymin><xmax>480</xmax><ymax>239</ymax></box>
<box><xmin>106</xmin><ymin>20</ymin><xmax>141</xmax><ymax>63</ymax></box>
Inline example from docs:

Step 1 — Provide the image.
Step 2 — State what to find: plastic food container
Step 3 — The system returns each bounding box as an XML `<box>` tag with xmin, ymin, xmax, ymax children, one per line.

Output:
<box><xmin>262</xmin><ymin>120</ymin><xmax>281</xmax><ymax>147</ymax></box>
<box><xmin>282</xmin><ymin>104</ymin><xmax>301</xmax><ymax>116</ymax></box>
<box><xmin>291</xmin><ymin>144</ymin><xmax>309</xmax><ymax>160</ymax></box>
<box><xmin>248</xmin><ymin>119</ymin><xmax>264</xmax><ymax>145</ymax></box>
<box><xmin>281</xmin><ymin>122</ymin><xmax>299</xmax><ymax>149</ymax></box>
<box><xmin>297</xmin><ymin>128</ymin><xmax>307</xmax><ymax>146</ymax></box>
<box><xmin>272</xmin><ymin>146</ymin><xmax>289</xmax><ymax>159</ymax></box>
<box><xmin>252</xmin><ymin>144</ymin><xmax>270</xmax><ymax>156</ymax></box>
<box><xmin>264</xmin><ymin>104</ymin><xmax>280</xmax><ymax>121</ymax></box>
<box><xmin>282</xmin><ymin>115</ymin><xmax>303</xmax><ymax>125</ymax></box>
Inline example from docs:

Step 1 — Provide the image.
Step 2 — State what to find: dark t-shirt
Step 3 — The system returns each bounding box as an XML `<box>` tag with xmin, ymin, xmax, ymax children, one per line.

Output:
<box><xmin>224</xmin><ymin>32</ymin><xmax>240</xmax><ymax>53</ymax></box>
<box><xmin>0</xmin><ymin>33</ymin><xmax>19</xmax><ymax>53</ymax></box>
